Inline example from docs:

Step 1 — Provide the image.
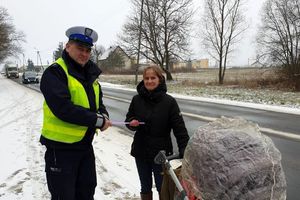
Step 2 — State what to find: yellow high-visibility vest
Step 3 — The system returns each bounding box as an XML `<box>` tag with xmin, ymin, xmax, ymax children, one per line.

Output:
<box><xmin>42</xmin><ymin>58</ymin><xmax>100</xmax><ymax>143</ymax></box>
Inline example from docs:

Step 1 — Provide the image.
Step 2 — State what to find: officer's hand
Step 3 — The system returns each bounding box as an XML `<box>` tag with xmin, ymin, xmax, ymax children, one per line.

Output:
<box><xmin>101</xmin><ymin>118</ymin><xmax>112</xmax><ymax>131</ymax></box>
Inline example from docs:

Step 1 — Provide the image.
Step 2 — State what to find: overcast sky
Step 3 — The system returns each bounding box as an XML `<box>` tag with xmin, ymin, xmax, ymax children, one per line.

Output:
<box><xmin>2</xmin><ymin>0</ymin><xmax>265</xmax><ymax>68</ymax></box>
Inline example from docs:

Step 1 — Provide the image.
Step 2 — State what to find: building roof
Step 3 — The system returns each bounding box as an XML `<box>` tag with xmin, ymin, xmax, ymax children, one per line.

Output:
<box><xmin>98</xmin><ymin>46</ymin><xmax>130</xmax><ymax>61</ymax></box>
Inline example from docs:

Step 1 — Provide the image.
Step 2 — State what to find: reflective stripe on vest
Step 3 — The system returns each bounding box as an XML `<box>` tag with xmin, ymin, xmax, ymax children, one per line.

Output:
<box><xmin>42</xmin><ymin>58</ymin><xmax>100</xmax><ymax>143</ymax></box>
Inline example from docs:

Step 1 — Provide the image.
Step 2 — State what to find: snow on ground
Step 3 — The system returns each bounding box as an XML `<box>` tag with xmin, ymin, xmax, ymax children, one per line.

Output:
<box><xmin>0</xmin><ymin>76</ymin><xmax>161</xmax><ymax>200</ymax></box>
<box><xmin>99</xmin><ymin>74</ymin><xmax>300</xmax><ymax>109</ymax></box>
<box><xmin>100</xmin><ymin>82</ymin><xmax>300</xmax><ymax>115</ymax></box>
<box><xmin>1</xmin><ymin>76</ymin><xmax>299</xmax><ymax>200</ymax></box>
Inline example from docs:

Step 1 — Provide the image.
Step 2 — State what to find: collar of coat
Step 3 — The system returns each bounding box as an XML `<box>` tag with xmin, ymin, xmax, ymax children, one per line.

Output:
<box><xmin>61</xmin><ymin>49</ymin><xmax>102</xmax><ymax>83</ymax></box>
<box><xmin>137</xmin><ymin>79</ymin><xmax>167</xmax><ymax>102</ymax></box>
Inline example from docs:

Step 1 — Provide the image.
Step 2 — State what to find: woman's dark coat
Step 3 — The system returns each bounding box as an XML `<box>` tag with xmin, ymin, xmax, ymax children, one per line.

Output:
<box><xmin>125</xmin><ymin>79</ymin><xmax>190</xmax><ymax>160</ymax></box>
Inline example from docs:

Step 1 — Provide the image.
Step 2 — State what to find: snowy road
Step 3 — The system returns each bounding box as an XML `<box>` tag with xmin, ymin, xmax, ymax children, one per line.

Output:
<box><xmin>0</xmin><ymin>76</ymin><xmax>156</xmax><ymax>199</ymax></box>
<box><xmin>1</xmin><ymin>75</ymin><xmax>300</xmax><ymax>199</ymax></box>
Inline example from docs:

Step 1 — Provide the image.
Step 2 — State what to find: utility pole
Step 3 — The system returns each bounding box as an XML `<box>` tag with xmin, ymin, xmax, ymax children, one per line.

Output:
<box><xmin>22</xmin><ymin>53</ymin><xmax>25</xmax><ymax>71</ymax></box>
<box><xmin>37</xmin><ymin>51</ymin><xmax>44</xmax><ymax>71</ymax></box>
<box><xmin>135</xmin><ymin>0</ymin><xmax>145</xmax><ymax>85</ymax></box>
<box><xmin>36</xmin><ymin>51</ymin><xmax>38</xmax><ymax>68</ymax></box>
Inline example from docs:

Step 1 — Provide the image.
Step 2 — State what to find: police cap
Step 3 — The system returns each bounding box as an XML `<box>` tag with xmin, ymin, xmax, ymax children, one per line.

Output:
<box><xmin>66</xmin><ymin>26</ymin><xmax>98</xmax><ymax>47</ymax></box>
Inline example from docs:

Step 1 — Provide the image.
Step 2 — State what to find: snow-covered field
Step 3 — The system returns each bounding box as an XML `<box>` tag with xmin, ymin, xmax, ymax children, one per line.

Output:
<box><xmin>99</xmin><ymin>72</ymin><xmax>300</xmax><ymax>109</ymax></box>
<box><xmin>0</xmin><ymin>76</ymin><xmax>151</xmax><ymax>199</ymax></box>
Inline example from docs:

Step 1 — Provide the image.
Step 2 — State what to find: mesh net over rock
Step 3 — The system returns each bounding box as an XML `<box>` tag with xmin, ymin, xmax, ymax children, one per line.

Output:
<box><xmin>181</xmin><ymin>117</ymin><xmax>286</xmax><ymax>200</ymax></box>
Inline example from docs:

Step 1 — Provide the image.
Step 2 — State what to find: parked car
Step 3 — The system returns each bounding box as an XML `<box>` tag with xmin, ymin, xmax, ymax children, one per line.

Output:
<box><xmin>22</xmin><ymin>71</ymin><xmax>39</xmax><ymax>84</ymax></box>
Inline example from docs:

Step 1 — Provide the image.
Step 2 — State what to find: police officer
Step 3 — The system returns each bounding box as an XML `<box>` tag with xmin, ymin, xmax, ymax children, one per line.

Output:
<box><xmin>40</xmin><ymin>26</ymin><xmax>112</xmax><ymax>200</ymax></box>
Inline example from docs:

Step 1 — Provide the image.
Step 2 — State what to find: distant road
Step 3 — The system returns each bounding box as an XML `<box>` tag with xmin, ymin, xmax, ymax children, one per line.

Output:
<box><xmin>102</xmin><ymin>87</ymin><xmax>300</xmax><ymax>137</ymax></box>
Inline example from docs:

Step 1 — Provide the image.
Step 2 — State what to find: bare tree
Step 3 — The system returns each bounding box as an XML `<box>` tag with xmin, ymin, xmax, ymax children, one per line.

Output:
<box><xmin>201</xmin><ymin>0</ymin><xmax>247</xmax><ymax>84</ymax></box>
<box><xmin>91</xmin><ymin>44</ymin><xmax>105</xmax><ymax>67</ymax></box>
<box><xmin>257</xmin><ymin>0</ymin><xmax>300</xmax><ymax>84</ymax></box>
<box><xmin>53</xmin><ymin>42</ymin><xmax>64</xmax><ymax>61</ymax></box>
<box><xmin>119</xmin><ymin>0</ymin><xmax>194</xmax><ymax>80</ymax></box>
<box><xmin>0</xmin><ymin>7</ymin><xmax>25</xmax><ymax>63</ymax></box>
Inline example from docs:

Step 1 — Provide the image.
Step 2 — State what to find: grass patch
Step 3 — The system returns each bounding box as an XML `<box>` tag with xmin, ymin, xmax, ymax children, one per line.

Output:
<box><xmin>99</xmin><ymin>67</ymin><xmax>300</xmax><ymax>108</ymax></box>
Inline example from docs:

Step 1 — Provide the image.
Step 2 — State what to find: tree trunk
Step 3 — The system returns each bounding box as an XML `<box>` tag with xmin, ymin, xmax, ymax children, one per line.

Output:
<box><xmin>218</xmin><ymin>56</ymin><xmax>224</xmax><ymax>85</ymax></box>
<box><xmin>165</xmin><ymin>70</ymin><xmax>173</xmax><ymax>80</ymax></box>
<box><xmin>162</xmin><ymin>67</ymin><xmax>173</xmax><ymax>80</ymax></box>
<box><xmin>219</xmin><ymin>74</ymin><xmax>224</xmax><ymax>84</ymax></box>
<box><xmin>295</xmin><ymin>78</ymin><xmax>300</xmax><ymax>91</ymax></box>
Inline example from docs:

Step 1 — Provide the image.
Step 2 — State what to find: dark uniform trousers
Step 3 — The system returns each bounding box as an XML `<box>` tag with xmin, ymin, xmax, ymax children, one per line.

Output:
<box><xmin>45</xmin><ymin>146</ymin><xmax>96</xmax><ymax>200</ymax></box>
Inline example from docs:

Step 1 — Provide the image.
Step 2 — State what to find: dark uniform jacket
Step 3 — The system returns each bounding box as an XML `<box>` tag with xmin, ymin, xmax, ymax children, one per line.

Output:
<box><xmin>40</xmin><ymin>50</ymin><xmax>109</xmax><ymax>149</ymax></box>
<box><xmin>125</xmin><ymin>79</ymin><xmax>190</xmax><ymax>160</ymax></box>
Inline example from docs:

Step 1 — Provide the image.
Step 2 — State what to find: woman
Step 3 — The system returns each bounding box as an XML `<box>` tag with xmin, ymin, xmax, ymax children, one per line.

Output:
<box><xmin>125</xmin><ymin>65</ymin><xmax>190</xmax><ymax>200</ymax></box>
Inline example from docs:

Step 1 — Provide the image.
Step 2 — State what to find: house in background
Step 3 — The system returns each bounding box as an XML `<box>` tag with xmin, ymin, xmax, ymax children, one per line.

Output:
<box><xmin>98</xmin><ymin>46</ymin><xmax>133</xmax><ymax>70</ymax></box>
<box><xmin>192</xmin><ymin>59</ymin><xmax>209</xmax><ymax>69</ymax></box>
<box><xmin>171</xmin><ymin>59</ymin><xmax>209</xmax><ymax>70</ymax></box>
<box><xmin>97</xmin><ymin>45</ymin><xmax>209</xmax><ymax>72</ymax></box>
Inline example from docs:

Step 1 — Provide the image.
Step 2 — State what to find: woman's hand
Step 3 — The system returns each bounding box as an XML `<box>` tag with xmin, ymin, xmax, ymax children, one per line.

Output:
<box><xmin>129</xmin><ymin>119</ymin><xmax>140</xmax><ymax>127</ymax></box>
